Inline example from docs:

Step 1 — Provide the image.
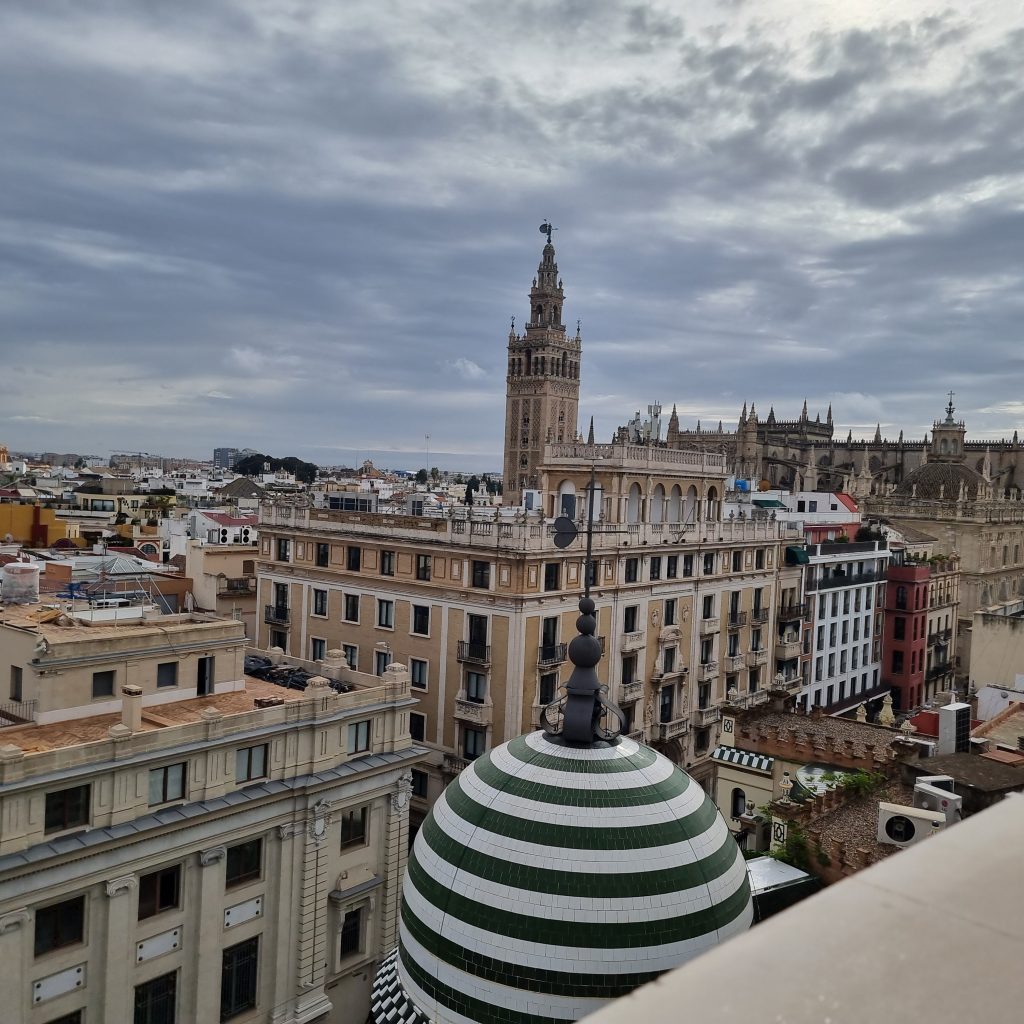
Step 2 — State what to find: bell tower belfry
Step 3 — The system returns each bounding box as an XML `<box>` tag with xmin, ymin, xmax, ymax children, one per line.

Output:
<box><xmin>930</xmin><ymin>391</ymin><xmax>967</xmax><ymax>463</ymax></box>
<box><xmin>502</xmin><ymin>225</ymin><xmax>581</xmax><ymax>506</ymax></box>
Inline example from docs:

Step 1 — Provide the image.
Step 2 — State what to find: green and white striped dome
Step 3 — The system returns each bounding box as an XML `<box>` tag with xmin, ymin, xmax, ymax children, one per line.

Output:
<box><xmin>372</xmin><ymin>730</ymin><xmax>752</xmax><ymax>1024</ymax></box>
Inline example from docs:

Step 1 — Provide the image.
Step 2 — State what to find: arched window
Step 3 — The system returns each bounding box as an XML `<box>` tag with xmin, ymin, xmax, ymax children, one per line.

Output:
<box><xmin>557</xmin><ymin>480</ymin><xmax>577</xmax><ymax>518</ymax></box>
<box><xmin>540</xmin><ymin>356</ymin><xmax>546</xmax><ymax>375</ymax></box>
<box><xmin>684</xmin><ymin>485</ymin><xmax>698</xmax><ymax>524</ymax></box>
<box><xmin>561</xmin><ymin>352</ymin><xmax>567</xmax><ymax>377</ymax></box>
<box><xmin>535</xmin><ymin>305</ymin><xmax>543</xmax><ymax>322</ymax></box>
<box><xmin>524</xmin><ymin>350</ymin><xmax>532</xmax><ymax>375</ymax></box>
<box><xmin>940</xmin><ymin>439</ymin><xmax>949</xmax><ymax>455</ymax></box>
<box><xmin>650</xmin><ymin>484</ymin><xmax>666</xmax><ymax>523</ymax></box>
<box><xmin>706</xmin><ymin>486</ymin><xmax>720</xmax><ymax>522</ymax></box>
<box><xmin>668</xmin><ymin>485</ymin><xmax>682</xmax><ymax>523</ymax></box>
<box><xmin>896</xmin><ymin>585</ymin><xmax>907</xmax><ymax>610</ymax></box>
<box><xmin>627</xmin><ymin>483</ymin><xmax>643</xmax><ymax>524</ymax></box>
<box><xmin>731</xmin><ymin>788</ymin><xmax>747</xmax><ymax>819</ymax></box>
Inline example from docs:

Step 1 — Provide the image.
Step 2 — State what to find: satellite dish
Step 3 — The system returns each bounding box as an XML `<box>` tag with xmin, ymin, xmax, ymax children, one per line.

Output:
<box><xmin>552</xmin><ymin>516</ymin><xmax>578</xmax><ymax>549</ymax></box>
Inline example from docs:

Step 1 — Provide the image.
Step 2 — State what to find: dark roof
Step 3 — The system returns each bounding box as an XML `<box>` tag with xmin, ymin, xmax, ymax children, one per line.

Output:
<box><xmin>216</xmin><ymin>477</ymin><xmax>266</xmax><ymax>499</ymax></box>
<box><xmin>893</xmin><ymin>461</ymin><xmax>986</xmax><ymax>501</ymax></box>
<box><xmin>904</xmin><ymin>753</ymin><xmax>1024</xmax><ymax>792</ymax></box>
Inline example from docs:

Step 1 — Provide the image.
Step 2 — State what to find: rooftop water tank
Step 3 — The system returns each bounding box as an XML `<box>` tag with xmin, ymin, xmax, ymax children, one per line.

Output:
<box><xmin>1</xmin><ymin>562</ymin><xmax>40</xmax><ymax>604</ymax></box>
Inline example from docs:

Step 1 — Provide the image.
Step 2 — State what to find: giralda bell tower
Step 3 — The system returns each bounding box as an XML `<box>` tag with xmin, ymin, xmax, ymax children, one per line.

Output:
<box><xmin>502</xmin><ymin>224</ymin><xmax>582</xmax><ymax>506</ymax></box>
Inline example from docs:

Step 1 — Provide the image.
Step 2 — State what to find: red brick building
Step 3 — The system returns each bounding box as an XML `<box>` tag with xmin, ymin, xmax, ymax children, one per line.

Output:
<box><xmin>883</xmin><ymin>562</ymin><xmax>930</xmax><ymax>709</ymax></box>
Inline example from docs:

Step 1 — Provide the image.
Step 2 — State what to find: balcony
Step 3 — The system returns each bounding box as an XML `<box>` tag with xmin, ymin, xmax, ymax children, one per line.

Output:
<box><xmin>621</xmin><ymin>631</ymin><xmax>645</xmax><ymax>653</ymax></box>
<box><xmin>264</xmin><ymin>604</ymin><xmax>289</xmax><ymax>625</ymax></box>
<box><xmin>537</xmin><ymin>643</ymin><xmax>568</xmax><ymax>668</ymax></box>
<box><xmin>928</xmin><ymin>662</ymin><xmax>953</xmax><ymax>681</ymax></box>
<box><xmin>747</xmin><ymin>649</ymin><xmax>768</xmax><ymax>667</ymax></box>
<box><xmin>699</xmin><ymin>617</ymin><xmax>720</xmax><ymax>636</ymax></box>
<box><xmin>621</xmin><ymin>680</ymin><xmax>644</xmax><ymax>704</ymax></box>
<box><xmin>774</xmin><ymin>636</ymin><xmax>802</xmax><ymax>660</ymax></box>
<box><xmin>778</xmin><ymin>602</ymin><xmax>806</xmax><ymax>620</ymax></box>
<box><xmin>726</xmin><ymin>611</ymin><xmax>747</xmax><ymax>629</ymax></box>
<box><xmin>219</xmin><ymin>576</ymin><xmax>255</xmax><ymax>595</ymax></box>
<box><xmin>694</xmin><ymin>706</ymin><xmax>722</xmax><ymax>727</ymax></box>
<box><xmin>750</xmin><ymin>608</ymin><xmax>770</xmax><ymax>625</ymax></box>
<box><xmin>806</xmin><ymin>570</ymin><xmax>884</xmax><ymax>592</ymax></box>
<box><xmin>698</xmin><ymin>661</ymin><xmax>719</xmax><ymax>681</ymax></box>
<box><xmin>454</xmin><ymin>697</ymin><xmax>493</xmax><ymax>726</ymax></box>
<box><xmin>627</xmin><ymin>729</ymin><xmax>645</xmax><ymax>743</ymax></box>
<box><xmin>0</xmin><ymin>698</ymin><xmax>37</xmax><ymax>728</ymax></box>
<box><xmin>657</xmin><ymin>717</ymin><xmax>691</xmax><ymax>742</ymax></box>
<box><xmin>724</xmin><ymin>654</ymin><xmax>745</xmax><ymax>673</ymax></box>
<box><xmin>457</xmin><ymin>641</ymin><xmax>491</xmax><ymax>665</ymax></box>
<box><xmin>442</xmin><ymin>753</ymin><xmax>471</xmax><ymax>776</ymax></box>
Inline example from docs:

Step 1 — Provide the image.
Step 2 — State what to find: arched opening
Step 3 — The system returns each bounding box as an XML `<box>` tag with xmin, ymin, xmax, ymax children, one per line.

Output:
<box><xmin>535</xmin><ymin>305</ymin><xmax>543</xmax><ymax>322</ymax></box>
<box><xmin>706</xmin><ymin>486</ymin><xmax>719</xmax><ymax>522</ymax></box>
<box><xmin>524</xmin><ymin>349</ymin><xmax>532</xmax><ymax>375</ymax></box>
<box><xmin>561</xmin><ymin>352</ymin><xmax>567</xmax><ymax>377</ymax></box>
<box><xmin>650</xmin><ymin>484</ymin><xmax>666</xmax><ymax>523</ymax></box>
<box><xmin>540</xmin><ymin>356</ymin><xmax>546</xmax><ymax>375</ymax></box>
<box><xmin>684</xmin><ymin>485</ymin><xmax>698</xmax><ymax>524</ymax></box>
<box><xmin>668</xmin><ymin>485</ymin><xmax>682</xmax><ymax>523</ymax></box>
<box><xmin>557</xmin><ymin>480</ymin><xmax>577</xmax><ymax>519</ymax></box>
<box><xmin>731</xmin><ymin>787</ymin><xmax>747</xmax><ymax>819</ymax></box>
<box><xmin>940</xmin><ymin>439</ymin><xmax>949</xmax><ymax>455</ymax></box>
<box><xmin>627</xmin><ymin>483</ymin><xmax>643</xmax><ymax>524</ymax></box>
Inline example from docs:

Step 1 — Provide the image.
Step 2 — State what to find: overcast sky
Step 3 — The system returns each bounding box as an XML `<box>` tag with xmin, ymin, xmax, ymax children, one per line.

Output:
<box><xmin>3</xmin><ymin>1</ymin><xmax>1023</xmax><ymax>469</ymax></box>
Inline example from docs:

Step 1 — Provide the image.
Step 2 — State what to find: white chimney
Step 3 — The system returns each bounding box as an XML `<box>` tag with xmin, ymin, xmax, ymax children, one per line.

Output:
<box><xmin>121</xmin><ymin>685</ymin><xmax>143</xmax><ymax>733</ymax></box>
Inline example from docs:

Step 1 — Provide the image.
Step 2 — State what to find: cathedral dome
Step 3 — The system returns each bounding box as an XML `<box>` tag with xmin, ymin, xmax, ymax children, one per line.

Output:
<box><xmin>893</xmin><ymin>460</ymin><xmax>986</xmax><ymax>501</ymax></box>
<box><xmin>371</xmin><ymin>729</ymin><xmax>753</xmax><ymax>1024</ymax></box>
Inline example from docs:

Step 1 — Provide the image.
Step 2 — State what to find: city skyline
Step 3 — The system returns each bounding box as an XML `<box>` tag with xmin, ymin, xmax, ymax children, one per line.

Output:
<box><xmin>3</xmin><ymin>1</ymin><xmax>1024</xmax><ymax>461</ymax></box>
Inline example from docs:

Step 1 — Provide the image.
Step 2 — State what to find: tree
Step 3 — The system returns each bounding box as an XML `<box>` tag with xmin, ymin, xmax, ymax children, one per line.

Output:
<box><xmin>464</xmin><ymin>481</ymin><xmax>476</xmax><ymax>506</ymax></box>
<box><xmin>415</xmin><ymin>468</ymin><xmax>429</xmax><ymax>485</ymax></box>
<box><xmin>430</xmin><ymin>467</ymin><xmax>440</xmax><ymax>484</ymax></box>
<box><xmin>467</xmin><ymin>475</ymin><xmax>481</xmax><ymax>493</ymax></box>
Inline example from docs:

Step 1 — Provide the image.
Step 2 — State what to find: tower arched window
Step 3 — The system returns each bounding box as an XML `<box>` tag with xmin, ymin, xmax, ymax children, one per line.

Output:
<box><xmin>535</xmin><ymin>305</ymin><xmax>543</xmax><ymax>322</ymax></box>
<box><xmin>561</xmin><ymin>352</ymin><xmax>567</xmax><ymax>377</ymax></box>
<box><xmin>627</xmin><ymin>483</ymin><xmax>643</xmax><ymax>524</ymax></box>
<box><xmin>650</xmin><ymin>484</ymin><xmax>666</xmax><ymax>524</ymax></box>
<box><xmin>706</xmin><ymin>486</ymin><xmax>720</xmax><ymax>522</ymax></box>
<box><xmin>524</xmin><ymin>350</ymin><xmax>532</xmax><ymax>375</ymax></box>
<box><xmin>668</xmin><ymin>485</ymin><xmax>682</xmax><ymax>523</ymax></box>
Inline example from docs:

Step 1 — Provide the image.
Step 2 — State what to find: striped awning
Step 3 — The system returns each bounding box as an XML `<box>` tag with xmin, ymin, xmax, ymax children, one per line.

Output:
<box><xmin>711</xmin><ymin>745</ymin><xmax>775</xmax><ymax>773</ymax></box>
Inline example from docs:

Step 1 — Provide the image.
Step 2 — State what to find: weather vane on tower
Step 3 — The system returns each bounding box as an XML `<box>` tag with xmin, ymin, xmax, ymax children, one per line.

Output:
<box><xmin>539</xmin><ymin>221</ymin><xmax>556</xmax><ymax>244</ymax></box>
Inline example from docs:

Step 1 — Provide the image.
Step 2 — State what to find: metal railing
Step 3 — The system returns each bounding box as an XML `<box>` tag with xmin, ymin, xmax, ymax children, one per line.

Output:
<box><xmin>726</xmin><ymin>611</ymin><xmax>747</xmax><ymax>629</ymax></box>
<box><xmin>750</xmin><ymin>608</ymin><xmax>770</xmax><ymax>624</ymax></box>
<box><xmin>537</xmin><ymin>643</ymin><xmax>568</xmax><ymax>667</ymax></box>
<box><xmin>0</xmin><ymin>699</ymin><xmax>37</xmax><ymax>727</ymax></box>
<box><xmin>806</xmin><ymin>570</ymin><xmax>884</xmax><ymax>592</ymax></box>
<box><xmin>264</xmin><ymin>604</ymin><xmax>289</xmax><ymax>625</ymax></box>
<box><xmin>457</xmin><ymin>641</ymin><xmax>491</xmax><ymax>665</ymax></box>
<box><xmin>778</xmin><ymin>603</ymin><xmax>806</xmax><ymax>620</ymax></box>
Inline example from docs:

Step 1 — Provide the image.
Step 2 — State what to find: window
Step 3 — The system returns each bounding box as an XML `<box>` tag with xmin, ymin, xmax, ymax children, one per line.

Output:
<box><xmin>412</xmin><ymin>769</ymin><xmax>428</xmax><ymax>798</ymax></box>
<box><xmin>621</xmin><ymin>654</ymin><xmax>637</xmax><ymax>685</ymax></box>
<box><xmin>276</xmin><ymin>538</ymin><xmax>290</xmax><ymax>562</ymax></box>
<box><xmin>544</xmin><ymin>562</ymin><xmax>560</xmax><ymax>591</ymax></box>
<box><xmin>895</xmin><ymin>585</ymin><xmax>907</xmax><ymax>610</ymax></box>
<box><xmin>649</xmin><ymin>556</ymin><xmax>662</xmax><ymax>581</ymax></box>
<box><xmin>340</xmin><ymin>906</ymin><xmax>364</xmax><ymax>959</ymax></box>
<box><xmin>892</xmin><ymin>650</ymin><xmax>904</xmax><ymax>673</ymax></box>
<box><xmin>894</xmin><ymin>616</ymin><xmax>906</xmax><ymax>640</ymax></box>
<box><xmin>315</xmin><ymin>542</ymin><xmax>330</xmax><ymax>567</ymax></box>
<box><xmin>731</xmin><ymin>551</ymin><xmax>743</xmax><ymax>572</ymax></box>
<box><xmin>410</xmin><ymin>658</ymin><xmax>428</xmax><ymax>689</ymax></box>
<box><xmin>340</xmin><ymin>806</ymin><xmax>369</xmax><ymax>848</ymax></box>
<box><xmin>45</xmin><ymin>785</ymin><xmax>90</xmax><ymax>834</ymax></box>
<box><xmin>380</xmin><ymin>550</ymin><xmax>395</xmax><ymax>576</ymax></box>
<box><xmin>751</xmin><ymin>628</ymin><xmax>762</xmax><ymax>651</ymax></box>
<box><xmin>815</xmin><ymin>657</ymin><xmax>823</xmax><ymax>682</ymax></box>
<box><xmin>694</xmin><ymin>727</ymin><xmax>710</xmax><ymax>753</ymax></box>
<box><xmin>349</xmin><ymin>720</ymin><xmax>371</xmax><ymax>753</ymax></box>
<box><xmin>235</xmin><ymin>744</ymin><xmax>267</xmax><ymax>783</ymax></box>
<box><xmin>731</xmin><ymin>788</ymin><xmax>747</xmax><ymax>819</ymax></box>
<box><xmin>659</xmin><ymin>685</ymin><xmax>674</xmax><ymax>723</ymax></box>
<box><xmin>624</xmin><ymin>605</ymin><xmax>639</xmax><ymax>633</ymax></box>
<box><xmin>226</xmin><ymin>838</ymin><xmax>263</xmax><ymax>888</ymax></box>
<box><xmin>92</xmin><ymin>669</ymin><xmax>115</xmax><ymax>699</ymax></box>
<box><xmin>416</xmin><ymin>554</ymin><xmax>432</xmax><ymax>581</ymax></box>
<box><xmin>586</xmin><ymin>559</ymin><xmax>598</xmax><ymax>588</ymax></box>
<box><xmin>702</xmin><ymin>594</ymin><xmax>714</xmax><ymax>619</ymax></box>
<box><xmin>312</xmin><ymin>589</ymin><xmax>328</xmax><ymax>616</ymax></box>
<box><xmin>624</xmin><ymin>557</ymin><xmax>639</xmax><ymax>583</ymax></box>
<box><xmin>138</xmin><ymin>865</ymin><xmax>181</xmax><ymax>920</ymax></box>
<box><xmin>270</xmin><ymin>629</ymin><xmax>287</xmax><ymax>651</ymax></box>
<box><xmin>703</xmin><ymin>553</ymin><xmax>715</xmax><ymax>575</ymax></box>
<box><xmin>755</xmin><ymin>549</ymin><xmax>765</xmax><ymax>570</ymax></box>
<box><xmin>410</xmin><ymin>712</ymin><xmax>426</xmax><ymax>742</ymax></box>
<box><xmin>466</xmin><ymin>671</ymin><xmax>487</xmax><ymax>704</ymax></box>
<box><xmin>828</xmin><ymin>653</ymin><xmax>836</xmax><ymax>675</ymax></box>
<box><xmin>663</xmin><ymin>647</ymin><xmax>676</xmax><ymax>674</ymax></box>
<box><xmin>34</xmin><ymin>895</ymin><xmax>85</xmax><ymax>957</ymax></box>
<box><xmin>463</xmin><ymin>727</ymin><xmax>487</xmax><ymax>760</ymax></box>
<box><xmin>344</xmin><ymin>594</ymin><xmax>360</xmax><ymax>623</ymax></box>
<box><xmin>343</xmin><ymin>644</ymin><xmax>358</xmax><ymax>670</ymax></box>
<box><xmin>374</xmin><ymin>650</ymin><xmax>390</xmax><ymax>676</ymax></box>
<box><xmin>347</xmin><ymin>546</ymin><xmax>361</xmax><ymax>572</ymax></box>
<box><xmin>377</xmin><ymin>599</ymin><xmax>394</xmax><ymax>628</ymax></box>
<box><xmin>471</xmin><ymin>560</ymin><xmax>491</xmax><ymax>589</ymax></box>
<box><xmin>412</xmin><ymin>605</ymin><xmax>430</xmax><ymax>635</ymax></box>
<box><xmin>664</xmin><ymin>598</ymin><xmax>677</xmax><ymax>626</ymax></box>
<box><xmin>9</xmin><ymin>665</ymin><xmax>22</xmax><ymax>702</ymax></box>
<box><xmin>682</xmin><ymin>554</ymin><xmax>694</xmax><ymax>577</ymax></box>
<box><xmin>701</xmin><ymin>638</ymin><xmax>713</xmax><ymax>664</ymax></box>
<box><xmin>134</xmin><ymin>970</ymin><xmax>177</xmax><ymax>1024</ymax></box>
<box><xmin>221</xmin><ymin>936</ymin><xmax>260</xmax><ymax>1020</ymax></box>
<box><xmin>667</xmin><ymin>555</ymin><xmax>678</xmax><ymax>579</ymax></box>
<box><xmin>311</xmin><ymin>637</ymin><xmax>326</xmax><ymax>662</ymax></box>
<box><xmin>539</xmin><ymin>672</ymin><xmax>557</xmax><ymax>705</ymax></box>
<box><xmin>149</xmin><ymin>763</ymin><xmax>185</xmax><ymax>806</ymax></box>
<box><xmin>156</xmin><ymin>662</ymin><xmax>178</xmax><ymax>688</ymax></box>
<box><xmin>698</xmin><ymin>682</ymin><xmax>711</xmax><ymax>709</ymax></box>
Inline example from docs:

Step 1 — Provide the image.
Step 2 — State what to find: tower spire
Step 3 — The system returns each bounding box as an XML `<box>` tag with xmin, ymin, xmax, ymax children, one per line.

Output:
<box><xmin>587</xmin><ymin>416</ymin><xmax>595</xmax><ymax>445</ymax></box>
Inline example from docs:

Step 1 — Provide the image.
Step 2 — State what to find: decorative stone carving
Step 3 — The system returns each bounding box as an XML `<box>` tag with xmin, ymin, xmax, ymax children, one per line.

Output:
<box><xmin>0</xmin><ymin>908</ymin><xmax>30</xmax><ymax>933</ymax></box>
<box><xmin>308</xmin><ymin>799</ymin><xmax>333</xmax><ymax>842</ymax></box>
<box><xmin>199</xmin><ymin>846</ymin><xmax>227</xmax><ymax>867</ymax></box>
<box><xmin>277</xmin><ymin>822</ymin><xmax>305</xmax><ymax>840</ymax></box>
<box><xmin>105</xmin><ymin>875</ymin><xmax>137</xmax><ymax>898</ymax></box>
<box><xmin>390</xmin><ymin>771</ymin><xmax>413</xmax><ymax>813</ymax></box>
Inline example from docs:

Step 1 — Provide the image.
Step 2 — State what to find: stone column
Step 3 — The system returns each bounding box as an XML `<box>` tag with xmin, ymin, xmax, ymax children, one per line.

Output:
<box><xmin>0</xmin><ymin>909</ymin><xmax>31</xmax><ymax>1024</ymax></box>
<box><xmin>104</xmin><ymin>875</ymin><xmax>138</xmax><ymax>1021</ymax></box>
<box><xmin>191</xmin><ymin>846</ymin><xmax>226</xmax><ymax>1024</ymax></box>
<box><xmin>380</xmin><ymin>773</ymin><xmax>413</xmax><ymax>956</ymax></box>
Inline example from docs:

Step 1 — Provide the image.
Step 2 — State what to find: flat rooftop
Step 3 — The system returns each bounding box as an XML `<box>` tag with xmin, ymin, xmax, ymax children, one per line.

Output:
<box><xmin>0</xmin><ymin>677</ymin><xmax>309</xmax><ymax>754</ymax></box>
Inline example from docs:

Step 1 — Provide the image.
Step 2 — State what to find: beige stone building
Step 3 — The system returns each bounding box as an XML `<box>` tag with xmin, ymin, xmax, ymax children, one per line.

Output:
<box><xmin>0</xmin><ymin>602</ymin><xmax>421</xmax><ymax>1023</ymax></box>
<box><xmin>924</xmin><ymin>555</ymin><xmax>960</xmax><ymax>699</ymax></box>
<box><xmin>968</xmin><ymin>598</ymin><xmax>1024</xmax><ymax>692</ymax></box>
<box><xmin>184</xmin><ymin>539</ymin><xmax>258</xmax><ymax>639</ymax></box>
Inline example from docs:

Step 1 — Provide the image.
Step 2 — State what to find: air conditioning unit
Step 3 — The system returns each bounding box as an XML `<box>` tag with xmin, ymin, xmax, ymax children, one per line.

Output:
<box><xmin>913</xmin><ymin>776</ymin><xmax>962</xmax><ymax>823</ymax></box>
<box><xmin>241</xmin><ymin>527</ymin><xmax>251</xmax><ymax>543</ymax></box>
<box><xmin>877</xmin><ymin>802</ymin><xmax>947</xmax><ymax>848</ymax></box>
<box><xmin>220</xmin><ymin>528</ymin><xmax>229</xmax><ymax>544</ymax></box>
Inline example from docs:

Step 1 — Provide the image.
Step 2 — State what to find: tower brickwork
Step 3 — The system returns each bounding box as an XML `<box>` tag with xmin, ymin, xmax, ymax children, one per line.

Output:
<box><xmin>503</xmin><ymin>235</ymin><xmax>581</xmax><ymax>505</ymax></box>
